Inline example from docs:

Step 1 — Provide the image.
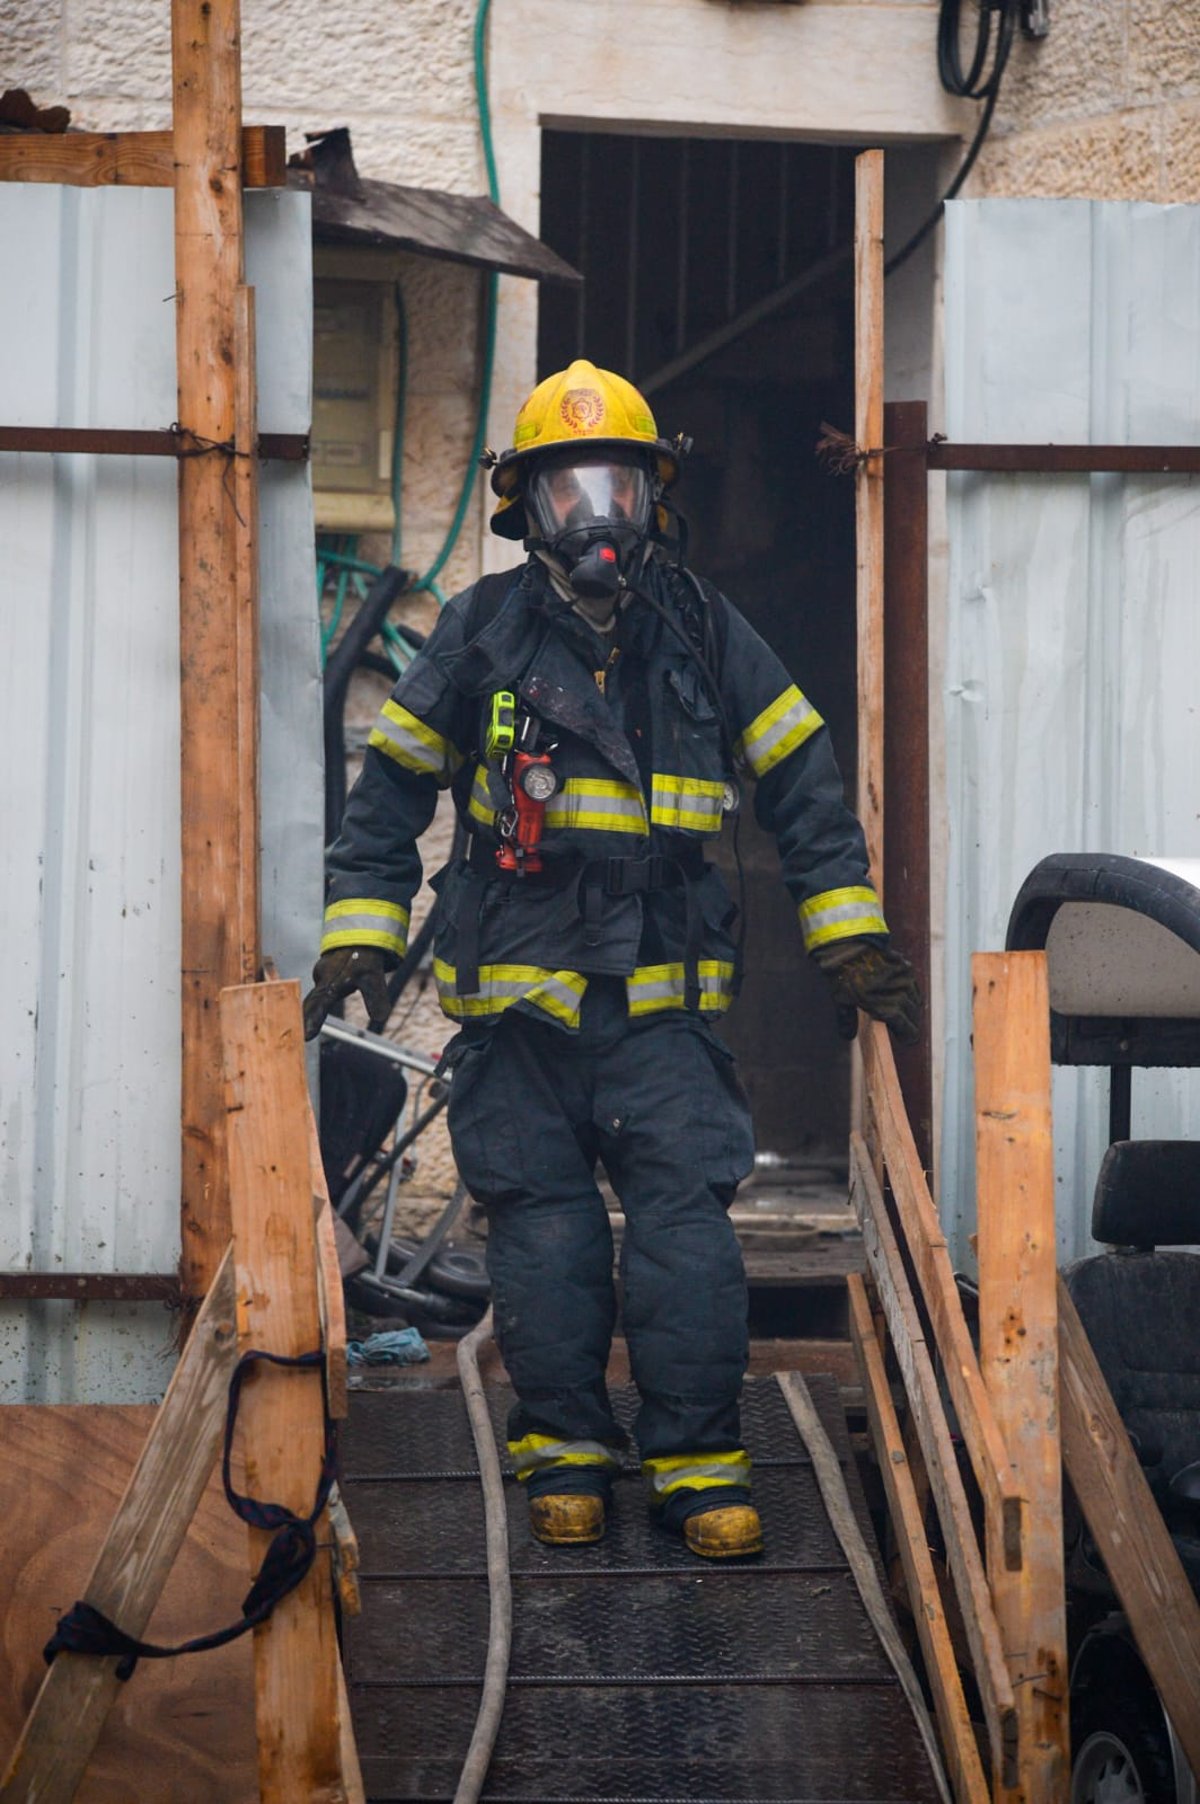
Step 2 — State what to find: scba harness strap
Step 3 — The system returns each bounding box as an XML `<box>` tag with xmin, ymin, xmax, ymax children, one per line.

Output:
<box><xmin>43</xmin><ymin>1348</ymin><xmax>337</xmax><ymax>1681</ymax></box>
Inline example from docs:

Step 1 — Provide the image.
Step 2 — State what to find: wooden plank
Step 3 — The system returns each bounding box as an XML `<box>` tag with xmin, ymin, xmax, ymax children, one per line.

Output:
<box><xmin>848</xmin><ymin>1276</ymin><xmax>989</xmax><ymax>1804</ymax></box>
<box><xmin>849</xmin><ymin>1132</ymin><xmax>1018</xmax><ymax>1785</ymax></box>
<box><xmin>174</xmin><ymin>0</ymin><xmax>252</xmax><ymax>1303</ymax></box>
<box><xmin>854</xmin><ymin>148</ymin><xmax>885</xmax><ymax>885</ymax></box>
<box><xmin>862</xmin><ymin>1019</ymin><xmax>1024</xmax><ymax>1569</ymax></box>
<box><xmin>1</xmin><ymin>1248</ymin><xmax>240</xmax><ymax>1804</ymax></box>
<box><xmin>0</xmin><ymin>125</ymin><xmax>285</xmax><ymax>187</ymax></box>
<box><xmin>0</xmin><ymin>1405</ymin><xmax>255</xmax><ymax>1803</ymax></box>
<box><xmin>1058</xmin><ymin>1277</ymin><xmax>1200</xmax><ymax>1777</ymax></box>
<box><xmin>233</xmin><ymin>284</ymin><xmax>261</xmax><ymax>985</ymax></box>
<box><xmin>221</xmin><ymin>979</ymin><xmax>345</xmax><ymax>1803</ymax></box>
<box><xmin>309</xmin><ymin>1107</ymin><xmax>349</xmax><ymax>1422</ymax></box>
<box><xmin>973</xmin><ymin>954</ymin><xmax>1069</xmax><ymax>1801</ymax></box>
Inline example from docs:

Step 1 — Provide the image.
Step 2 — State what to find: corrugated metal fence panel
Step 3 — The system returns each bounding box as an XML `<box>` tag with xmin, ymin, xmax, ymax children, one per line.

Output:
<box><xmin>0</xmin><ymin>187</ymin><xmax>319</xmax><ymax>1402</ymax></box>
<box><xmin>941</xmin><ymin>199</ymin><xmax>1200</xmax><ymax>1268</ymax></box>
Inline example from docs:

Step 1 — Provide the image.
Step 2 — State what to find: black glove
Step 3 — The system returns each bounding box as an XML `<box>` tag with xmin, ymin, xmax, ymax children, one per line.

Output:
<box><xmin>812</xmin><ymin>937</ymin><xmax>922</xmax><ymax>1047</ymax></box>
<box><xmin>302</xmin><ymin>945</ymin><xmax>391</xmax><ymax>1041</ymax></box>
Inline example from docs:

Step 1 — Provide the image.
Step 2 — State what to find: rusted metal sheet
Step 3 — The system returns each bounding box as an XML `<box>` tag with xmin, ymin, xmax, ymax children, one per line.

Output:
<box><xmin>304</xmin><ymin>176</ymin><xmax>580</xmax><ymax>285</ymax></box>
<box><xmin>929</xmin><ymin>440</ymin><xmax>1200</xmax><ymax>473</ymax></box>
<box><xmin>0</xmin><ymin>425</ymin><xmax>308</xmax><ymax>459</ymax></box>
<box><xmin>0</xmin><ymin>1274</ymin><xmax>181</xmax><ymax>1302</ymax></box>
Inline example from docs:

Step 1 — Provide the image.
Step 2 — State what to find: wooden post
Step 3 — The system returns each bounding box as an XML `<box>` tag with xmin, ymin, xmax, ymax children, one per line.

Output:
<box><xmin>1</xmin><ymin>1248</ymin><xmax>239</xmax><ymax>1803</ymax></box>
<box><xmin>174</xmin><ymin>0</ymin><xmax>260</xmax><ymax>1303</ymax></box>
<box><xmin>854</xmin><ymin>149</ymin><xmax>885</xmax><ymax>886</ymax></box>
<box><xmin>222</xmin><ymin>980</ymin><xmax>345</xmax><ymax>1804</ymax></box>
<box><xmin>1058</xmin><ymin>1278</ymin><xmax>1200</xmax><ymax>1777</ymax></box>
<box><xmin>974</xmin><ymin>953</ymin><xmax>1069</xmax><ymax>1802</ymax></box>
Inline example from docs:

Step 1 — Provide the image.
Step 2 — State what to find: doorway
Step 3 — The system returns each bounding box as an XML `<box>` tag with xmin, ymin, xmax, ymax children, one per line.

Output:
<box><xmin>538</xmin><ymin>130</ymin><xmax>861</xmax><ymax>1167</ymax></box>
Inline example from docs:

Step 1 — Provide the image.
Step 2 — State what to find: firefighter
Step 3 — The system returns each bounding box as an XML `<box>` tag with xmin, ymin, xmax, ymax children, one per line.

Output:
<box><xmin>304</xmin><ymin>360</ymin><xmax>920</xmax><ymax>1559</ymax></box>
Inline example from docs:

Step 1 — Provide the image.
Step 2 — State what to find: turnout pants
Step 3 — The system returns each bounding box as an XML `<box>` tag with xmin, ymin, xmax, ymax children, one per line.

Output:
<box><xmin>446</xmin><ymin>976</ymin><xmax>756</xmax><ymax>1529</ymax></box>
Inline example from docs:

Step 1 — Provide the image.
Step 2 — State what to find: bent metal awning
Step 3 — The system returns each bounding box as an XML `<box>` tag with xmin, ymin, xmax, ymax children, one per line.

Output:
<box><xmin>291</xmin><ymin>127</ymin><xmax>580</xmax><ymax>286</ymax></box>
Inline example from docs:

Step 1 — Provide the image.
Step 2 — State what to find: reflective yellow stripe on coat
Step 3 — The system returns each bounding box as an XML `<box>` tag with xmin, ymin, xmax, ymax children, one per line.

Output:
<box><xmin>626</xmin><ymin>960</ymin><xmax>734</xmax><ymax>1018</ymax></box>
<box><xmin>736</xmin><ymin>684</ymin><xmax>822</xmax><ymax>778</ymax></box>
<box><xmin>320</xmin><ymin>896</ymin><xmax>410</xmax><ymax>957</ymax></box>
<box><xmin>642</xmin><ymin>1448</ymin><xmax>752</xmax><ymax>1499</ymax></box>
<box><xmin>798</xmin><ymin>885</ymin><xmax>888</xmax><ymax>950</ymax></box>
<box><xmin>544</xmin><ymin>777</ymin><xmax>648</xmax><ymax>835</ymax></box>
<box><xmin>509</xmin><ymin>1432</ymin><xmax>622</xmax><ymax>1482</ymax></box>
<box><xmin>434</xmin><ymin>959</ymin><xmax>587</xmax><ymax>1028</ymax></box>
<box><xmin>369</xmin><ymin>699</ymin><xmax>463</xmax><ymax>785</ymax></box>
<box><xmin>649</xmin><ymin>774</ymin><xmax>725</xmax><ymax>834</ymax></box>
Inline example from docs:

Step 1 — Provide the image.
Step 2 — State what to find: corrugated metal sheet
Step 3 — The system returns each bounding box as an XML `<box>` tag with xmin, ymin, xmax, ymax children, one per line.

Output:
<box><xmin>941</xmin><ymin>198</ymin><xmax>1200</xmax><ymax>1267</ymax></box>
<box><xmin>0</xmin><ymin>187</ymin><xmax>320</xmax><ymax>1402</ymax></box>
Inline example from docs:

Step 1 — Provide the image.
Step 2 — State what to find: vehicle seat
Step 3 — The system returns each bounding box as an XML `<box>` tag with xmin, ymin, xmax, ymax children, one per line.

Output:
<box><xmin>1063</xmin><ymin>1139</ymin><xmax>1200</xmax><ymax>1590</ymax></box>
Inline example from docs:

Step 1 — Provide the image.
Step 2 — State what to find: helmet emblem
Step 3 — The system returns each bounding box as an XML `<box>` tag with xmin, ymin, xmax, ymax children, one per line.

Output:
<box><xmin>559</xmin><ymin>387</ymin><xmax>606</xmax><ymax>433</ymax></box>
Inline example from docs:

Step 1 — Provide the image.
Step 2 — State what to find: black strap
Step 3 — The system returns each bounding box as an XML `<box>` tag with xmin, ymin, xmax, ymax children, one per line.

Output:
<box><xmin>43</xmin><ymin>1348</ymin><xmax>337</xmax><ymax>1682</ymax></box>
<box><xmin>453</xmin><ymin>864</ymin><xmax>488</xmax><ymax>996</ymax></box>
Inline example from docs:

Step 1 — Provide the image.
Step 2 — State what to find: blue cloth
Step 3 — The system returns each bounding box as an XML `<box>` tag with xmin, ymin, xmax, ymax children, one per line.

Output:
<box><xmin>346</xmin><ymin>1327</ymin><xmax>430</xmax><ymax>1367</ymax></box>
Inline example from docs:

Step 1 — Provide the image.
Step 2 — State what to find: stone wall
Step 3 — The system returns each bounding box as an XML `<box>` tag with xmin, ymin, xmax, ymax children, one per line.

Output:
<box><xmin>976</xmin><ymin>0</ymin><xmax>1200</xmax><ymax>202</ymax></box>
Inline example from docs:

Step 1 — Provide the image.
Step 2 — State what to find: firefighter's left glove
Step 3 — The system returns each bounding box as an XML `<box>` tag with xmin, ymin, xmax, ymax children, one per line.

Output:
<box><xmin>812</xmin><ymin>938</ymin><xmax>922</xmax><ymax>1047</ymax></box>
<box><xmin>302</xmin><ymin>946</ymin><xmax>391</xmax><ymax>1041</ymax></box>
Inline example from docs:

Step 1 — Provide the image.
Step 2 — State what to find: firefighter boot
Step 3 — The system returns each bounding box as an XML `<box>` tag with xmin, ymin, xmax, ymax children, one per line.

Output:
<box><xmin>529</xmin><ymin>1493</ymin><xmax>606</xmax><ymax>1546</ymax></box>
<box><xmin>683</xmin><ymin>1503</ymin><xmax>764</xmax><ymax>1559</ymax></box>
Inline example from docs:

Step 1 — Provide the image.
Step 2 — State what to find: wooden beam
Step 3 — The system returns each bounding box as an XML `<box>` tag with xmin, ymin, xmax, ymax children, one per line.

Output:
<box><xmin>174</xmin><ymin>0</ymin><xmax>260</xmax><ymax>1302</ymax></box>
<box><xmin>861</xmin><ymin>1020</ymin><xmax>1024</xmax><ymax>1570</ymax></box>
<box><xmin>854</xmin><ymin>149</ymin><xmax>885</xmax><ymax>885</ymax></box>
<box><xmin>1058</xmin><ymin>1277</ymin><xmax>1200</xmax><ymax>1777</ymax></box>
<box><xmin>0</xmin><ymin>125</ymin><xmax>286</xmax><ymax>187</ymax></box>
<box><xmin>973</xmin><ymin>954</ymin><xmax>1069</xmax><ymax>1802</ymax></box>
<box><xmin>1</xmin><ymin>1246</ymin><xmax>239</xmax><ymax>1804</ymax></box>
<box><xmin>848</xmin><ymin>1275</ymin><xmax>990</xmax><ymax>1804</ymax></box>
<box><xmin>850</xmin><ymin>1132</ymin><xmax>1018</xmax><ymax>1785</ymax></box>
<box><xmin>221</xmin><ymin>979</ymin><xmax>345</xmax><ymax>1803</ymax></box>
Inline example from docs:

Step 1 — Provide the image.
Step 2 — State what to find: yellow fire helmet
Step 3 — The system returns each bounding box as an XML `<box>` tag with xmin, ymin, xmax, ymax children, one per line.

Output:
<box><xmin>485</xmin><ymin>359</ymin><xmax>685</xmax><ymax>541</ymax></box>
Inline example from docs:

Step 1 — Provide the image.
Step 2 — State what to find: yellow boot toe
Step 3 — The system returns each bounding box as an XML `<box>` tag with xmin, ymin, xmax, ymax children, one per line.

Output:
<box><xmin>683</xmin><ymin>1503</ymin><xmax>764</xmax><ymax>1559</ymax></box>
<box><xmin>529</xmin><ymin>1493</ymin><xmax>606</xmax><ymax>1546</ymax></box>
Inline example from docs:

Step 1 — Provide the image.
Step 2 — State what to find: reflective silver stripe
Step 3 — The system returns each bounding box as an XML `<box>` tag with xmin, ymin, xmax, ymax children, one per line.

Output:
<box><xmin>544</xmin><ymin>778</ymin><xmax>647</xmax><ymax>835</ymax></box>
<box><xmin>626</xmin><ymin>960</ymin><xmax>734</xmax><ymax>1017</ymax></box>
<box><xmin>468</xmin><ymin>763</ymin><xmax>495</xmax><ymax>826</ymax></box>
<box><xmin>798</xmin><ymin>885</ymin><xmax>888</xmax><ymax>950</ymax></box>
<box><xmin>369</xmin><ymin>699</ymin><xmax>461</xmax><ymax>783</ymax></box>
<box><xmin>433</xmin><ymin>960</ymin><xmax>587</xmax><ymax>1027</ymax></box>
<box><xmin>738</xmin><ymin>685</ymin><xmax>823</xmax><ymax>778</ymax></box>
<box><xmin>643</xmin><ymin>1451</ymin><xmax>752</xmax><ymax>1496</ymax></box>
<box><xmin>321</xmin><ymin>899</ymin><xmax>409</xmax><ymax>954</ymax></box>
<box><xmin>649</xmin><ymin>775</ymin><xmax>725</xmax><ymax>833</ymax></box>
<box><xmin>509</xmin><ymin>1437</ymin><xmax>621</xmax><ymax>1476</ymax></box>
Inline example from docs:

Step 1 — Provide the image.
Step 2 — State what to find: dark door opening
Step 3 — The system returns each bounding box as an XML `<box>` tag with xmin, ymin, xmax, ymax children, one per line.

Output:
<box><xmin>538</xmin><ymin>130</ymin><xmax>860</xmax><ymax>1169</ymax></box>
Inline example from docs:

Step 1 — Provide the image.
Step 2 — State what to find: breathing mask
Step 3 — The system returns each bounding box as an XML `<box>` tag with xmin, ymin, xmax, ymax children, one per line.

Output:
<box><xmin>525</xmin><ymin>452</ymin><xmax>654</xmax><ymax>603</ymax></box>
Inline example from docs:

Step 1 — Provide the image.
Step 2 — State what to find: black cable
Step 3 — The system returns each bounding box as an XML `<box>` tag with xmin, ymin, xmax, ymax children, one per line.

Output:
<box><xmin>886</xmin><ymin>0</ymin><xmax>1017</xmax><ymax>278</ymax></box>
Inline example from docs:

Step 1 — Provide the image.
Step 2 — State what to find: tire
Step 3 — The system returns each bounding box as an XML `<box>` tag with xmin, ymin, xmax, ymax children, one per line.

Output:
<box><xmin>1071</xmin><ymin>1683</ymin><xmax>1177</xmax><ymax>1804</ymax></box>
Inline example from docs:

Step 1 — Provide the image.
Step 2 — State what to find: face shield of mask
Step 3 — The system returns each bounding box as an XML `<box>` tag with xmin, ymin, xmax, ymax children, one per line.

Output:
<box><xmin>526</xmin><ymin>458</ymin><xmax>652</xmax><ymax>557</ymax></box>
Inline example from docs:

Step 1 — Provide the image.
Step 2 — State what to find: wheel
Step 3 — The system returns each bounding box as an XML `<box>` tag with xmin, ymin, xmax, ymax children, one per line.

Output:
<box><xmin>1071</xmin><ymin>1684</ymin><xmax>1177</xmax><ymax>1804</ymax></box>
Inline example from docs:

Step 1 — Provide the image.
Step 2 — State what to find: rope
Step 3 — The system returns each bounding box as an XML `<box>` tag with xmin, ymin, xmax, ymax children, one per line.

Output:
<box><xmin>44</xmin><ymin>1349</ymin><xmax>336</xmax><ymax>1681</ymax></box>
<box><xmin>774</xmin><ymin>1371</ymin><xmax>953</xmax><ymax>1804</ymax></box>
<box><xmin>453</xmin><ymin>1306</ymin><xmax>512</xmax><ymax>1803</ymax></box>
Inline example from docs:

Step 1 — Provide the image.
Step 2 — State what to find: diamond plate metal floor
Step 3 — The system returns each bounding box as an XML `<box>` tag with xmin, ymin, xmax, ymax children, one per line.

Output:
<box><xmin>340</xmin><ymin>1374</ymin><xmax>942</xmax><ymax>1803</ymax></box>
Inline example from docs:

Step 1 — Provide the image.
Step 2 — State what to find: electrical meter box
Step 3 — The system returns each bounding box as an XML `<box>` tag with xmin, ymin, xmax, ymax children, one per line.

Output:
<box><xmin>312</xmin><ymin>264</ymin><xmax>399</xmax><ymax>533</ymax></box>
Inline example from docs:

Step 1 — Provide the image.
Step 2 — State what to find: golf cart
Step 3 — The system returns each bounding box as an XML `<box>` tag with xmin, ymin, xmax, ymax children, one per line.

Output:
<box><xmin>1007</xmin><ymin>853</ymin><xmax>1200</xmax><ymax>1804</ymax></box>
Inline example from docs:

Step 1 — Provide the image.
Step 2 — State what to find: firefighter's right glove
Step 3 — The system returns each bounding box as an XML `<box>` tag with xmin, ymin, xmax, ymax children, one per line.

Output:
<box><xmin>812</xmin><ymin>937</ymin><xmax>922</xmax><ymax>1047</ymax></box>
<box><xmin>302</xmin><ymin>945</ymin><xmax>391</xmax><ymax>1041</ymax></box>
